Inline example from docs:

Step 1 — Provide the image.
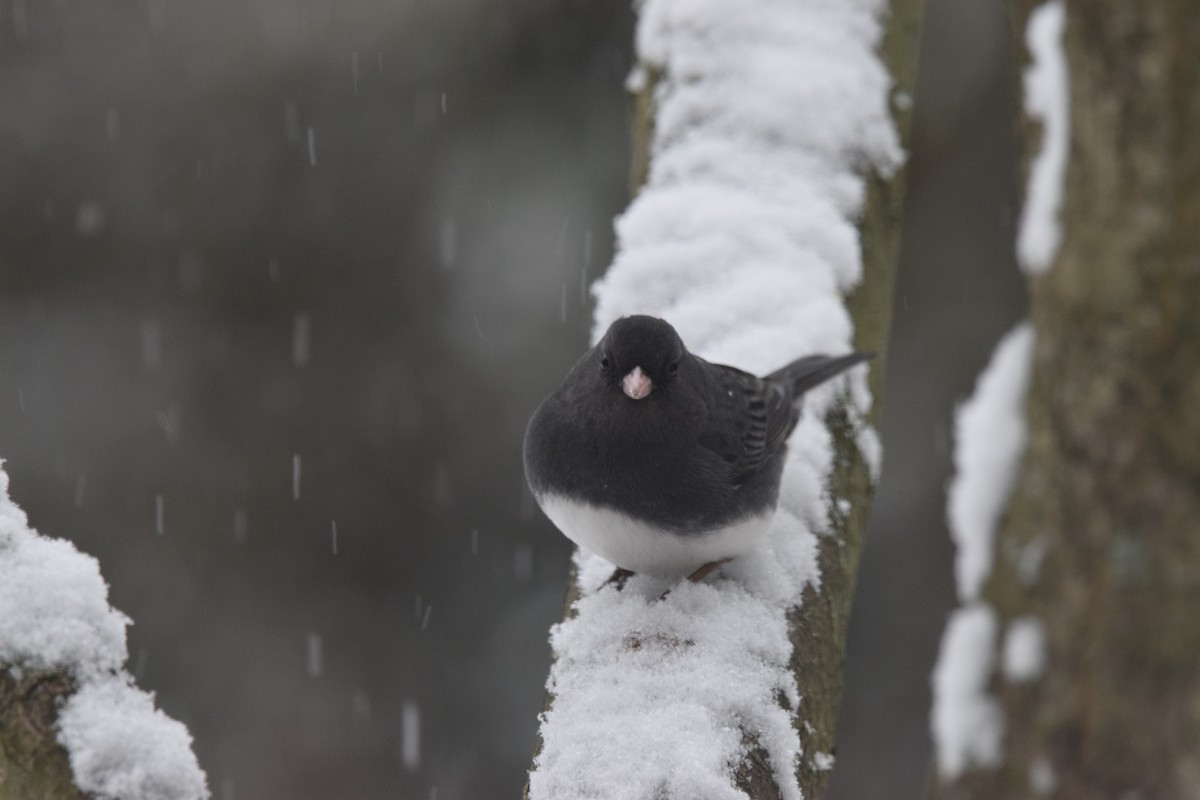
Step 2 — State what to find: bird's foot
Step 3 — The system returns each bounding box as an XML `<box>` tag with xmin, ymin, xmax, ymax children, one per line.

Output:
<box><xmin>601</xmin><ymin>567</ymin><xmax>635</xmax><ymax>592</ymax></box>
<box><xmin>685</xmin><ymin>559</ymin><xmax>731</xmax><ymax>584</ymax></box>
<box><xmin>659</xmin><ymin>559</ymin><xmax>733</xmax><ymax>600</ymax></box>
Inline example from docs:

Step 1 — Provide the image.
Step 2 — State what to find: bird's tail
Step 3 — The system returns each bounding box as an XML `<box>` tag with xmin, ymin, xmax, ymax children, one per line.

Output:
<box><xmin>767</xmin><ymin>352</ymin><xmax>874</xmax><ymax>398</ymax></box>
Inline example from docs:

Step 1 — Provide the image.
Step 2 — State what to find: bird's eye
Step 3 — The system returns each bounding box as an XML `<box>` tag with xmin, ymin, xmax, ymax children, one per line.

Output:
<box><xmin>668</xmin><ymin>362</ymin><xmax>679</xmax><ymax>377</ymax></box>
<box><xmin>600</xmin><ymin>356</ymin><xmax>610</xmax><ymax>371</ymax></box>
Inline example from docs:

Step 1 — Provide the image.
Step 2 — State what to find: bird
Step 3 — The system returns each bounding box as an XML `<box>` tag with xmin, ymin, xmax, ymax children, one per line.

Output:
<box><xmin>523</xmin><ymin>314</ymin><xmax>872</xmax><ymax>589</ymax></box>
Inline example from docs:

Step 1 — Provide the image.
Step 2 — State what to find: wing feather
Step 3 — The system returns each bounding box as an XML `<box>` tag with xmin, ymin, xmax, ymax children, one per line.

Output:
<box><xmin>697</xmin><ymin>361</ymin><xmax>799</xmax><ymax>484</ymax></box>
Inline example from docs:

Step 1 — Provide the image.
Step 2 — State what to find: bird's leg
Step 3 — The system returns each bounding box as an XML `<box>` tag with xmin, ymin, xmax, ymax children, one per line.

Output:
<box><xmin>601</xmin><ymin>567</ymin><xmax>635</xmax><ymax>591</ymax></box>
<box><xmin>685</xmin><ymin>558</ymin><xmax>731</xmax><ymax>584</ymax></box>
<box><xmin>659</xmin><ymin>559</ymin><xmax>733</xmax><ymax>600</ymax></box>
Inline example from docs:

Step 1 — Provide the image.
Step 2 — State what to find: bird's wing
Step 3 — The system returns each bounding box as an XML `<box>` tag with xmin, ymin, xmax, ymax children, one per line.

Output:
<box><xmin>697</xmin><ymin>361</ymin><xmax>798</xmax><ymax>485</ymax></box>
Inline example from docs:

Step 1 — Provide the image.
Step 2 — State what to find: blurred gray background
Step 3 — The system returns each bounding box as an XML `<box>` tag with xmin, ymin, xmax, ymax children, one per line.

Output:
<box><xmin>0</xmin><ymin>1</ymin><xmax>1024</xmax><ymax>798</ymax></box>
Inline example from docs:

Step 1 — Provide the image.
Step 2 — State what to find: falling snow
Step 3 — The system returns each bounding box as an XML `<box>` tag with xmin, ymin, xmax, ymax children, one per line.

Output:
<box><xmin>306</xmin><ymin>633</ymin><xmax>323</xmax><ymax>678</ymax></box>
<box><xmin>292</xmin><ymin>314</ymin><xmax>311</xmax><ymax>367</ymax></box>
<box><xmin>401</xmin><ymin>701</ymin><xmax>421</xmax><ymax>772</ymax></box>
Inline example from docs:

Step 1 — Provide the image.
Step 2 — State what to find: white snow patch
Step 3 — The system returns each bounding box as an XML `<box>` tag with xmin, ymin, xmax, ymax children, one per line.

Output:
<box><xmin>532</xmin><ymin>0</ymin><xmax>897</xmax><ymax>797</ymax></box>
<box><xmin>1016</xmin><ymin>0</ymin><xmax>1069</xmax><ymax>274</ymax></box>
<box><xmin>813</xmin><ymin>751</ymin><xmax>836</xmax><ymax>771</ymax></box>
<box><xmin>931</xmin><ymin>603</ymin><xmax>1004</xmax><ymax>780</ymax></box>
<box><xmin>0</xmin><ymin>509</ymin><xmax>129</xmax><ymax>676</ymax></box>
<box><xmin>532</xmin><ymin>581</ymin><xmax>800</xmax><ymax>800</ymax></box>
<box><xmin>932</xmin><ymin>324</ymin><xmax>1035</xmax><ymax>779</ymax></box>
<box><xmin>947</xmin><ymin>323</ymin><xmax>1035</xmax><ymax>603</ymax></box>
<box><xmin>0</xmin><ymin>462</ymin><xmax>209</xmax><ymax>800</ymax></box>
<box><xmin>1002</xmin><ymin>615</ymin><xmax>1047</xmax><ymax>683</ymax></box>
<box><xmin>58</xmin><ymin>678</ymin><xmax>209</xmax><ymax>800</ymax></box>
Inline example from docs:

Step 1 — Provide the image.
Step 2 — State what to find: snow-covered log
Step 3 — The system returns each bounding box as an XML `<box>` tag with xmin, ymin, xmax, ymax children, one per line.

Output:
<box><xmin>0</xmin><ymin>464</ymin><xmax>209</xmax><ymax>800</ymax></box>
<box><xmin>931</xmin><ymin>1</ymin><xmax>1200</xmax><ymax>796</ymax></box>
<box><xmin>525</xmin><ymin>1</ymin><xmax>919</xmax><ymax>797</ymax></box>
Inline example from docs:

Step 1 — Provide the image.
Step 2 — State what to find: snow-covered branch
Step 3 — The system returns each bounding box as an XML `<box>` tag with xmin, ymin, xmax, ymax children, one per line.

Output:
<box><xmin>526</xmin><ymin>1</ymin><xmax>917</xmax><ymax>797</ymax></box>
<box><xmin>0</xmin><ymin>463</ymin><xmax>209</xmax><ymax>800</ymax></box>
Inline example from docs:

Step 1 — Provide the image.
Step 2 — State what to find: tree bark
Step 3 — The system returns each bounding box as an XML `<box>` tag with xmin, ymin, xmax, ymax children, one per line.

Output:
<box><xmin>934</xmin><ymin>1</ymin><xmax>1200</xmax><ymax>797</ymax></box>
<box><xmin>0</xmin><ymin>671</ymin><xmax>87</xmax><ymax>800</ymax></box>
<box><xmin>526</xmin><ymin>1</ymin><xmax>921</xmax><ymax>797</ymax></box>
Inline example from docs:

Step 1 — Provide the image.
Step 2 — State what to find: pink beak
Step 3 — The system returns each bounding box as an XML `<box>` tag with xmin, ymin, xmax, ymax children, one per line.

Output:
<box><xmin>622</xmin><ymin>366</ymin><xmax>653</xmax><ymax>400</ymax></box>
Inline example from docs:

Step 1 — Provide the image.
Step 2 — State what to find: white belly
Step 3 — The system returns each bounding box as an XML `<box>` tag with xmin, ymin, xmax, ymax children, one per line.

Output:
<box><xmin>537</xmin><ymin>493</ymin><xmax>773</xmax><ymax>578</ymax></box>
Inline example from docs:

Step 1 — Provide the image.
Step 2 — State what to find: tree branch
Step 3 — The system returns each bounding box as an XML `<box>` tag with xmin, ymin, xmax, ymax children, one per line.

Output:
<box><xmin>525</xmin><ymin>2</ymin><xmax>920</xmax><ymax>797</ymax></box>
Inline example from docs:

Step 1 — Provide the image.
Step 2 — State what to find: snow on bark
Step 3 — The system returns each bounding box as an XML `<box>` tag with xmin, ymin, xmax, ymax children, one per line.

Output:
<box><xmin>946</xmin><ymin>323</ymin><xmax>1036</xmax><ymax>604</ymax></box>
<box><xmin>0</xmin><ymin>463</ymin><xmax>209</xmax><ymax>800</ymax></box>
<box><xmin>1016</xmin><ymin>0</ymin><xmax>1069</xmax><ymax>275</ymax></box>
<box><xmin>932</xmin><ymin>324</ymin><xmax>1035</xmax><ymax>779</ymax></box>
<box><xmin>931</xmin><ymin>603</ymin><xmax>1004</xmax><ymax>779</ymax></box>
<box><xmin>529</xmin><ymin>1</ymin><xmax>898</xmax><ymax>798</ymax></box>
<box><xmin>1001</xmin><ymin>615</ymin><xmax>1047</xmax><ymax>684</ymax></box>
<box><xmin>931</xmin><ymin>2</ymin><xmax>1070</xmax><ymax>777</ymax></box>
<box><xmin>57</xmin><ymin>680</ymin><xmax>210</xmax><ymax>800</ymax></box>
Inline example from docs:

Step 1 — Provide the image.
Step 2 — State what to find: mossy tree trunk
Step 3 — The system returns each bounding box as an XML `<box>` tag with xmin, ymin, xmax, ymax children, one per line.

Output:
<box><xmin>934</xmin><ymin>2</ymin><xmax>1200</xmax><ymax>797</ymax></box>
<box><xmin>526</xmin><ymin>1</ymin><xmax>922</xmax><ymax>797</ymax></box>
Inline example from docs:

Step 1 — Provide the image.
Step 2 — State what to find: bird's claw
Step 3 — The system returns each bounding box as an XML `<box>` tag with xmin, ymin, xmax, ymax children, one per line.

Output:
<box><xmin>601</xmin><ymin>567</ymin><xmax>635</xmax><ymax>592</ymax></box>
<box><xmin>658</xmin><ymin>559</ymin><xmax>732</xmax><ymax>600</ymax></box>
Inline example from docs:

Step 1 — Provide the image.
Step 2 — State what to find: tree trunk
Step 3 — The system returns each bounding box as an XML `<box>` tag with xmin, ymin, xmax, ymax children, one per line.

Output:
<box><xmin>526</xmin><ymin>1</ymin><xmax>921</xmax><ymax>797</ymax></box>
<box><xmin>934</xmin><ymin>1</ymin><xmax>1200</xmax><ymax>797</ymax></box>
<box><xmin>0</xmin><ymin>671</ymin><xmax>87</xmax><ymax>800</ymax></box>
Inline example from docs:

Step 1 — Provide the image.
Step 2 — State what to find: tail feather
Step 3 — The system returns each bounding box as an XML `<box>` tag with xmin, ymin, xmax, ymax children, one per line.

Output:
<box><xmin>767</xmin><ymin>352</ymin><xmax>874</xmax><ymax>397</ymax></box>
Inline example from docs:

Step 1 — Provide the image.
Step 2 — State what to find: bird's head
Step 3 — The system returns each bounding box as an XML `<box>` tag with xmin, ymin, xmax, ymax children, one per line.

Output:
<box><xmin>597</xmin><ymin>315</ymin><xmax>687</xmax><ymax>401</ymax></box>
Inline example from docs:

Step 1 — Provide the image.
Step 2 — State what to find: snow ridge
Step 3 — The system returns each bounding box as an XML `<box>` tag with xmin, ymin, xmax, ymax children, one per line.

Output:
<box><xmin>530</xmin><ymin>1</ymin><xmax>898</xmax><ymax>797</ymax></box>
<box><xmin>0</xmin><ymin>464</ymin><xmax>209</xmax><ymax>800</ymax></box>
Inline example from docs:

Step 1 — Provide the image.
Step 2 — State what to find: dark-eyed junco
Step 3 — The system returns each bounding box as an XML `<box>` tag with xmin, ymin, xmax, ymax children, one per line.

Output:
<box><xmin>523</xmin><ymin>315</ymin><xmax>871</xmax><ymax>588</ymax></box>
